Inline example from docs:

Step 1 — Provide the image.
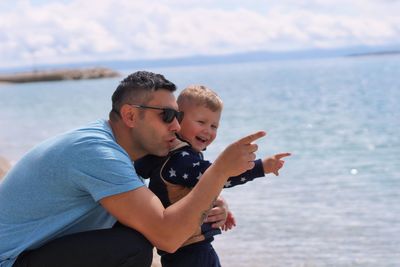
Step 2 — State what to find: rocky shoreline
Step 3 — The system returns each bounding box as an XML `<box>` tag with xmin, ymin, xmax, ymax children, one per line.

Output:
<box><xmin>0</xmin><ymin>67</ymin><xmax>120</xmax><ymax>83</ymax></box>
<box><xmin>0</xmin><ymin>156</ymin><xmax>10</xmax><ymax>180</ymax></box>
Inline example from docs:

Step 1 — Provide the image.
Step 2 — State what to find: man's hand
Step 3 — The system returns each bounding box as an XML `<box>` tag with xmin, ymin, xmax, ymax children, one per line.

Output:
<box><xmin>213</xmin><ymin>131</ymin><xmax>266</xmax><ymax>178</ymax></box>
<box><xmin>204</xmin><ymin>197</ymin><xmax>229</xmax><ymax>228</ymax></box>
<box><xmin>204</xmin><ymin>197</ymin><xmax>237</xmax><ymax>231</ymax></box>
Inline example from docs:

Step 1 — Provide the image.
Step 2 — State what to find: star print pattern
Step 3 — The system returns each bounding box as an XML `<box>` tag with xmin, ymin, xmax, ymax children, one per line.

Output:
<box><xmin>159</xmin><ymin>144</ymin><xmax>265</xmax><ymax>188</ymax></box>
<box><xmin>169</xmin><ymin>168</ymin><xmax>176</xmax><ymax>177</ymax></box>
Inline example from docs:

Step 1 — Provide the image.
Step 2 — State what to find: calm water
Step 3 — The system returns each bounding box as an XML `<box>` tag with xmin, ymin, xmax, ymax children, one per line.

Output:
<box><xmin>1</xmin><ymin>56</ymin><xmax>399</xmax><ymax>266</ymax></box>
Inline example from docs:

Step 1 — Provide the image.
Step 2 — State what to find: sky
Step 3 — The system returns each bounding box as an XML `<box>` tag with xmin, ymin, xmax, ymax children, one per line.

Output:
<box><xmin>1</xmin><ymin>0</ymin><xmax>400</xmax><ymax>69</ymax></box>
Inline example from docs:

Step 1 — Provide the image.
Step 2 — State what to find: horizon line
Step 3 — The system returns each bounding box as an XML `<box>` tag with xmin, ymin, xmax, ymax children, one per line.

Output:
<box><xmin>1</xmin><ymin>44</ymin><xmax>399</xmax><ymax>74</ymax></box>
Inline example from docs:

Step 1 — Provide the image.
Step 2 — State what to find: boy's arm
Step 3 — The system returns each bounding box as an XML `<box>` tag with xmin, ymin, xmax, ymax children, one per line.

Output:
<box><xmin>162</xmin><ymin>149</ymin><xmax>290</xmax><ymax>189</ymax></box>
<box><xmin>100</xmin><ymin>131</ymin><xmax>266</xmax><ymax>253</ymax></box>
<box><xmin>223</xmin><ymin>152</ymin><xmax>291</xmax><ymax>188</ymax></box>
<box><xmin>223</xmin><ymin>159</ymin><xmax>265</xmax><ymax>188</ymax></box>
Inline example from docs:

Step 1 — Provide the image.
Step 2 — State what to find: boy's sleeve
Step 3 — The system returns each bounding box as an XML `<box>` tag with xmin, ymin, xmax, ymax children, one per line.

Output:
<box><xmin>160</xmin><ymin>149</ymin><xmax>212</xmax><ymax>187</ymax></box>
<box><xmin>223</xmin><ymin>159</ymin><xmax>265</xmax><ymax>188</ymax></box>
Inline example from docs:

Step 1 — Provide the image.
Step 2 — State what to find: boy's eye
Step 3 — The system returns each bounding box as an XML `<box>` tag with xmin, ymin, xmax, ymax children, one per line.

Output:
<box><xmin>211</xmin><ymin>125</ymin><xmax>218</xmax><ymax>129</ymax></box>
<box><xmin>197</xmin><ymin>120</ymin><xmax>204</xmax><ymax>124</ymax></box>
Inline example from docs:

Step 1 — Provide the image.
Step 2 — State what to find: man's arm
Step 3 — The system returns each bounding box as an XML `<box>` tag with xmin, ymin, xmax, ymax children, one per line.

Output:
<box><xmin>100</xmin><ymin>131</ymin><xmax>265</xmax><ymax>253</ymax></box>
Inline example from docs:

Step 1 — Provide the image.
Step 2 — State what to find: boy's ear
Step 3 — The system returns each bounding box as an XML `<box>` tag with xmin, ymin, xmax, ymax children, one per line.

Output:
<box><xmin>120</xmin><ymin>104</ymin><xmax>137</xmax><ymax>128</ymax></box>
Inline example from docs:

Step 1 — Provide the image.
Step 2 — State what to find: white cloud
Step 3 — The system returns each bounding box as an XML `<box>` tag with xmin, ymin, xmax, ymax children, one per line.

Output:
<box><xmin>0</xmin><ymin>0</ymin><xmax>399</xmax><ymax>68</ymax></box>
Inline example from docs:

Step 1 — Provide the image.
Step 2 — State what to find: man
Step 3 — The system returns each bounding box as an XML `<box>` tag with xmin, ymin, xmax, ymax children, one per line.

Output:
<box><xmin>0</xmin><ymin>71</ymin><xmax>265</xmax><ymax>267</ymax></box>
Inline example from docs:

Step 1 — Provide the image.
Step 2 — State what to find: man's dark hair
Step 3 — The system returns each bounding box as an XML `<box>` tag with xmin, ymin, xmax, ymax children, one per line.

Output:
<box><xmin>110</xmin><ymin>71</ymin><xmax>177</xmax><ymax>120</ymax></box>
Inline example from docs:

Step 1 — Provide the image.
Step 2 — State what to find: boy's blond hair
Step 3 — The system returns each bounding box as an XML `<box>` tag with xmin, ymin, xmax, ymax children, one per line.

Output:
<box><xmin>177</xmin><ymin>85</ymin><xmax>223</xmax><ymax>112</ymax></box>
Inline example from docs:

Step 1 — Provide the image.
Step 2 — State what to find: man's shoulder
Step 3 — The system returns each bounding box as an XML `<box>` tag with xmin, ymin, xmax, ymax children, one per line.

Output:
<box><xmin>52</xmin><ymin>120</ymin><xmax>128</xmax><ymax>162</ymax></box>
<box><xmin>65</xmin><ymin>120</ymin><xmax>118</xmax><ymax>148</ymax></box>
<box><xmin>72</xmin><ymin>120</ymin><xmax>113</xmax><ymax>139</ymax></box>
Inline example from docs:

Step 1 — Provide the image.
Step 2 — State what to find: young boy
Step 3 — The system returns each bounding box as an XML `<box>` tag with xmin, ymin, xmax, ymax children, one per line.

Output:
<box><xmin>134</xmin><ymin>85</ymin><xmax>291</xmax><ymax>267</ymax></box>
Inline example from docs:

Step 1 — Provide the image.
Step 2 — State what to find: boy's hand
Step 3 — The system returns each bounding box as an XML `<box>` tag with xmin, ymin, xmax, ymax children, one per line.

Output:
<box><xmin>221</xmin><ymin>211</ymin><xmax>236</xmax><ymax>231</ymax></box>
<box><xmin>263</xmin><ymin>153</ymin><xmax>291</xmax><ymax>176</ymax></box>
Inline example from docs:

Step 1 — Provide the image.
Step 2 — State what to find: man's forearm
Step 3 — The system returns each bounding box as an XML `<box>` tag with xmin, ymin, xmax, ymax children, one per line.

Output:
<box><xmin>159</xmin><ymin>164</ymin><xmax>229</xmax><ymax>250</ymax></box>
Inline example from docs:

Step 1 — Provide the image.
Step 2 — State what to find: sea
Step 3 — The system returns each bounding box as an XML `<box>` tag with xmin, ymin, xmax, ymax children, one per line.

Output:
<box><xmin>0</xmin><ymin>55</ymin><xmax>399</xmax><ymax>267</ymax></box>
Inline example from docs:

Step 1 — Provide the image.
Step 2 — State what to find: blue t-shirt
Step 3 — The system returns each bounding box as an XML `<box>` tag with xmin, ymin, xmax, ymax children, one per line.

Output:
<box><xmin>0</xmin><ymin>120</ymin><xmax>144</xmax><ymax>267</ymax></box>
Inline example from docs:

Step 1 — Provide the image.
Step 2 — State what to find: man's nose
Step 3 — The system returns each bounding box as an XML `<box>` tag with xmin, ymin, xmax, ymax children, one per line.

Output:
<box><xmin>169</xmin><ymin>117</ymin><xmax>181</xmax><ymax>132</ymax></box>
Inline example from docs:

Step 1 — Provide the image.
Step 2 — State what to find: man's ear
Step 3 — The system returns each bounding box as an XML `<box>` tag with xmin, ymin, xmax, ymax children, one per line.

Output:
<box><xmin>119</xmin><ymin>104</ymin><xmax>136</xmax><ymax>128</ymax></box>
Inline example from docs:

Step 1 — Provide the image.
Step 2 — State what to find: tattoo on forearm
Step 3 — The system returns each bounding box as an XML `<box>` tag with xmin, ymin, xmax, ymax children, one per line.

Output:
<box><xmin>199</xmin><ymin>210</ymin><xmax>209</xmax><ymax>225</ymax></box>
<box><xmin>199</xmin><ymin>197</ymin><xmax>217</xmax><ymax>226</ymax></box>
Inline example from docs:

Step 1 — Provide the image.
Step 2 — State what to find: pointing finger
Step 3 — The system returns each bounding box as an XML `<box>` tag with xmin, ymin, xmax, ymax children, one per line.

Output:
<box><xmin>238</xmin><ymin>131</ymin><xmax>266</xmax><ymax>145</ymax></box>
<box><xmin>276</xmin><ymin>153</ymin><xmax>291</xmax><ymax>160</ymax></box>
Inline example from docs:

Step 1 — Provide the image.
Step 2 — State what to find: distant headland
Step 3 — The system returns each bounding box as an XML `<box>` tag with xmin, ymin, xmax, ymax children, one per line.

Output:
<box><xmin>347</xmin><ymin>50</ymin><xmax>400</xmax><ymax>58</ymax></box>
<box><xmin>0</xmin><ymin>67</ymin><xmax>120</xmax><ymax>83</ymax></box>
<box><xmin>1</xmin><ymin>45</ymin><xmax>399</xmax><ymax>79</ymax></box>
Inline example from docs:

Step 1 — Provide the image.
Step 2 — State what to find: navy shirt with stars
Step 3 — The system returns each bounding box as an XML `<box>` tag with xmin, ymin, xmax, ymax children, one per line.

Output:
<box><xmin>160</xmin><ymin>144</ymin><xmax>264</xmax><ymax>189</ymax></box>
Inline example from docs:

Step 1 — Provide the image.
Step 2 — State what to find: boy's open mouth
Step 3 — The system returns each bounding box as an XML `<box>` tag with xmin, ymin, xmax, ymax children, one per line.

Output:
<box><xmin>195</xmin><ymin>136</ymin><xmax>207</xmax><ymax>143</ymax></box>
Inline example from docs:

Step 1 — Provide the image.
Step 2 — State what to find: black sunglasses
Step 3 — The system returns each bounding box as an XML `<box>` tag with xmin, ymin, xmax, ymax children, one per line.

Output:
<box><xmin>130</xmin><ymin>104</ymin><xmax>184</xmax><ymax>123</ymax></box>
